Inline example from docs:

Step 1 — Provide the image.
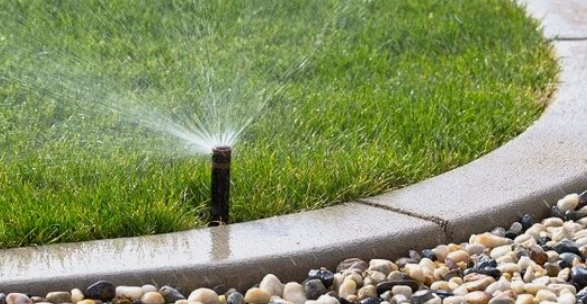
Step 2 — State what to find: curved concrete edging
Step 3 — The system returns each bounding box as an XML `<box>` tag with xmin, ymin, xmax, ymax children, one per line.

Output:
<box><xmin>1</xmin><ymin>0</ymin><xmax>587</xmax><ymax>295</ymax></box>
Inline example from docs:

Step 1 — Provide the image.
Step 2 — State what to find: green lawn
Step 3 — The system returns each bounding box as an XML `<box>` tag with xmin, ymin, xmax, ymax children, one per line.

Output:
<box><xmin>0</xmin><ymin>0</ymin><xmax>557</xmax><ymax>248</ymax></box>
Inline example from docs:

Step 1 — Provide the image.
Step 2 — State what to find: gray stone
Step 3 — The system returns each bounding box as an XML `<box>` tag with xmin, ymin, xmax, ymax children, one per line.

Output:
<box><xmin>304</xmin><ymin>280</ymin><xmax>328</xmax><ymax>300</ymax></box>
<box><xmin>226</xmin><ymin>292</ymin><xmax>244</xmax><ymax>304</ymax></box>
<box><xmin>85</xmin><ymin>281</ymin><xmax>116</xmax><ymax>302</ymax></box>
<box><xmin>159</xmin><ymin>287</ymin><xmax>184</xmax><ymax>303</ymax></box>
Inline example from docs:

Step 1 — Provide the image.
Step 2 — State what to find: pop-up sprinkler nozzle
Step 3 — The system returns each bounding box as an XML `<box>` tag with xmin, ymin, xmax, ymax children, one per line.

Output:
<box><xmin>209</xmin><ymin>145</ymin><xmax>231</xmax><ymax>226</ymax></box>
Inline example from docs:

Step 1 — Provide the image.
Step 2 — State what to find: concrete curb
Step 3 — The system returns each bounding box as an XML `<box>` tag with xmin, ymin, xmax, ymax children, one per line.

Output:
<box><xmin>2</xmin><ymin>0</ymin><xmax>587</xmax><ymax>294</ymax></box>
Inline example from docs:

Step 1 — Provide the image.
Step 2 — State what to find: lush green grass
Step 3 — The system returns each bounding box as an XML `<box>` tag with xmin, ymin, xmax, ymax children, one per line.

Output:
<box><xmin>0</xmin><ymin>0</ymin><xmax>557</xmax><ymax>248</ymax></box>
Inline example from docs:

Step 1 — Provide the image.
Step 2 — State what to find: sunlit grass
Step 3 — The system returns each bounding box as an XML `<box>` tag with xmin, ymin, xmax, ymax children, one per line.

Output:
<box><xmin>0</xmin><ymin>0</ymin><xmax>557</xmax><ymax>248</ymax></box>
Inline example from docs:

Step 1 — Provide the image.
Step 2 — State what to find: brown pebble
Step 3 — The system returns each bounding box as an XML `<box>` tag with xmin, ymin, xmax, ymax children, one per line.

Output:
<box><xmin>464</xmin><ymin>292</ymin><xmax>491</xmax><ymax>304</ymax></box>
<box><xmin>336</xmin><ymin>258</ymin><xmax>368</xmax><ymax>273</ymax></box>
<box><xmin>529</xmin><ymin>245</ymin><xmax>548</xmax><ymax>265</ymax></box>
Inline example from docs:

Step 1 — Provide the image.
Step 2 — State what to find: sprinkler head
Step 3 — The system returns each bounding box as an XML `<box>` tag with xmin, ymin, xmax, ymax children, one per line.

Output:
<box><xmin>209</xmin><ymin>145</ymin><xmax>232</xmax><ymax>226</ymax></box>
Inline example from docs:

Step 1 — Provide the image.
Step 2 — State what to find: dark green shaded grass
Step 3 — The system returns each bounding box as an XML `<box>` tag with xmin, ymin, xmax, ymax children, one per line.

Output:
<box><xmin>0</xmin><ymin>0</ymin><xmax>557</xmax><ymax>248</ymax></box>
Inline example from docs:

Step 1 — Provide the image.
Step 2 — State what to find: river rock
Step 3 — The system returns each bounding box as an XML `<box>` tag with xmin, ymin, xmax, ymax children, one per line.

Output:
<box><xmin>76</xmin><ymin>301</ymin><xmax>95</xmax><ymax>304</ymax></box>
<box><xmin>520</xmin><ymin>214</ymin><xmax>536</xmax><ymax>231</ymax></box>
<box><xmin>376</xmin><ymin>280</ymin><xmax>419</xmax><ymax>295</ymax></box>
<box><xmin>337</xmin><ymin>258</ymin><xmax>368</xmax><ymax>273</ymax></box>
<box><xmin>71</xmin><ymin>289</ymin><xmax>84</xmax><ymax>304</ymax></box>
<box><xmin>534</xmin><ymin>290</ymin><xmax>557</xmax><ymax>302</ymax></box>
<box><xmin>485</xmin><ymin>277</ymin><xmax>511</xmax><ymax>295</ymax></box>
<box><xmin>259</xmin><ymin>274</ymin><xmax>283</xmax><ymax>297</ymax></box>
<box><xmin>421</xmin><ymin>249</ymin><xmax>436</xmax><ymax>261</ymax></box>
<box><xmin>558</xmin><ymin>293</ymin><xmax>576</xmax><ymax>304</ymax></box>
<box><xmin>283</xmin><ymin>283</ymin><xmax>306</xmax><ymax>304</ymax></box>
<box><xmin>430</xmin><ymin>281</ymin><xmax>450</xmax><ymax>292</ymax></box>
<box><xmin>572</xmin><ymin>267</ymin><xmax>587</xmax><ymax>287</ymax></box>
<box><xmin>488</xmin><ymin>294</ymin><xmax>514</xmax><ymax>304</ymax></box>
<box><xmin>528</xmin><ymin>245</ymin><xmax>547</xmax><ymax>265</ymax></box>
<box><xmin>304</xmin><ymin>280</ymin><xmax>327</xmax><ymax>300</ymax></box>
<box><xmin>226</xmin><ymin>292</ymin><xmax>244</xmax><ymax>304</ymax></box>
<box><xmin>466</xmin><ymin>244</ymin><xmax>486</xmax><ymax>256</ymax></box>
<box><xmin>188</xmin><ymin>289</ymin><xmax>218</xmax><ymax>304</ymax></box>
<box><xmin>6</xmin><ymin>294</ymin><xmax>31</xmax><ymax>304</ymax></box>
<box><xmin>463</xmin><ymin>292</ymin><xmax>490</xmax><ymax>304</ymax></box>
<box><xmin>392</xmin><ymin>285</ymin><xmax>413</xmax><ymax>298</ymax></box>
<box><xmin>357</xmin><ymin>285</ymin><xmax>377</xmax><ymax>300</ymax></box>
<box><xmin>446</xmin><ymin>250</ymin><xmax>469</xmax><ymax>264</ymax></box>
<box><xmin>111</xmin><ymin>296</ymin><xmax>132</xmax><ymax>304</ymax></box>
<box><xmin>140</xmin><ymin>292</ymin><xmax>164</xmax><ymax>304</ymax></box>
<box><xmin>554</xmin><ymin>240</ymin><xmax>581</xmax><ymax>256</ymax></box>
<box><xmin>159</xmin><ymin>286</ymin><xmax>184</xmax><ymax>303</ymax></box>
<box><xmin>364</xmin><ymin>270</ymin><xmax>387</xmax><ymax>285</ymax></box>
<box><xmin>472</xmin><ymin>233</ymin><xmax>512</xmax><ymax>249</ymax></box>
<box><xmin>404</xmin><ymin>264</ymin><xmax>425</xmax><ymax>283</ymax></box>
<box><xmin>490</xmin><ymin>246</ymin><xmax>512</xmax><ymax>260</ymax></box>
<box><xmin>410</xmin><ymin>291</ymin><xmax>433</xmax><ymax>304</ymax></box>
<box><xmin>85</xmin><ymin>281</ymin><xmax>116</xmax><ymax>302</ymax></box>
<box><xmin>116</xmin><ymin>287</ymin><xmax>144</xmax><ymax>301</ymax></box>
<box><xmin>243</xmin><ymin>288</ymin><xmax>270</xmax><ymax>304</ymax></box>
<box><xmin>338</xmin><ymin>280</ymin><xmax>356</xmax><ymax>300</ymax></box>
<box><xmin>142</xmin><ymin>285</ymin><xmax>158</xmax><ymax>294</ymax></box>
<box><xmin>308</xmin><ymin>268</ymin><xmax>335</xmax><ymax>288</ymax></box>
<box><xmin>558</xmin><ymin>194</ymin><xmax>580</xmax><ymax>212</ymax></box>
<box><xmin>31</xmin><ymin>297</ymin><xmax>46</xmax><ymax>303</ymax></box>
<box><xmin>0</xmin><ymin>294</ymin><xmax>7</xmax><ymax>304</ymax></box>
<box><xmin>514</xmin><ymin>294</ymin><xmax>533</xmax><ymax>304</ymax></box>
<box><xmin>317</xmin><ymin>295</ymin><xmax>339</xmax><ymax>304</ymax></box>
<box><xmin>369</xmin><ymin>259</ymin><xmax>397</xmax><ymax>275</ymax></box>
<box><xmin>359</xmin><ymin>298</ymin><xmax>382</xmax><ymax>304</ymax></box>
<box><xmin>46</xmin><ymin>292</ymin><xmax>71</xmax><ymax>304</ymax></box>
<box><xmin>462</xmin><ymin>276</ymin><xmax>495</xmax><ymax>291</ymax></box>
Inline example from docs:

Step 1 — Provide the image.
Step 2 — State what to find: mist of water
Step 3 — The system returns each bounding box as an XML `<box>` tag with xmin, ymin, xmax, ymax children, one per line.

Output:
<box><xmin>0</xmin><ymin>1</ymin><xmax>347</xmax><ymax>159</ymax></box>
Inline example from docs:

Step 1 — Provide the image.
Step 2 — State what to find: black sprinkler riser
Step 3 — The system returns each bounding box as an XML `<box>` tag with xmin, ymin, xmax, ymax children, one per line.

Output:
<box><xmin>209</xmin><ymin>146</ymin><xmax>231</xmax><ymax>226</ymax></box>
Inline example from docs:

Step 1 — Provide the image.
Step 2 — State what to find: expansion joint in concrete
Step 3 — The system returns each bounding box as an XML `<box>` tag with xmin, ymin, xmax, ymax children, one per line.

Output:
<box><xmin>553</xmin><ymin>37</ymin><xmax>587</xmax><ymax>42</ymax></box>
<box><xmin>356</xmin><ymin>199</ymin><xmax>451</xmax><ymax>241</ymax></box>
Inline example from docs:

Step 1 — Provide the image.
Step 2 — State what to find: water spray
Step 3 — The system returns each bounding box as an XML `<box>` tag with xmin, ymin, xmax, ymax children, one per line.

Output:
<box><xmin>209</xmin><ymin>145</ymin><xmax>231</xmax><ymax>226</ymax></box>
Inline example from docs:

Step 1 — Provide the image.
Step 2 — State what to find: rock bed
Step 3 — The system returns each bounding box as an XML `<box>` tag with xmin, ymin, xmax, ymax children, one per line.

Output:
<box><xmin>4</xmin><ymin>192</ymin><xmax>587</xmax><ymax>304</ymax></box>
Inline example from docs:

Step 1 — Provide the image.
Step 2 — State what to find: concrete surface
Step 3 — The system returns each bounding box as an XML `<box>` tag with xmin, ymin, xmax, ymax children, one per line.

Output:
<box><xmin>2</xmin><ymin>0</ymin><xmax>587</xmax><ymax>295</ymax></box>
<box><xmin>518</xmin><ymin>0</ymin><xmax>587</xmax><ymax>39</ymax></box>
<box><xmin>0</xmin><ymin>203</ymin><xmax>445</xmax><ymax>294</ymax></box>
<box><xmin>364</xmin><ymin>38</ymin><xmax>587</xmax><ymax>241</ymax></box>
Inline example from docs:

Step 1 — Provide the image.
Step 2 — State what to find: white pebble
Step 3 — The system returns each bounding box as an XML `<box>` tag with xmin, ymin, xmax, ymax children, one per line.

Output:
<box><xmin>391</xmin><ymin>285</ymin><xmax>412</xmax><ymax>297</ymax></box>
<box><xmin>116</xmin><ymin>286</ymin><xmax>144</xmax><ymax>300</ymax></box>
<box><xmin>71</xmin><ymin>289</ymin><xmax>84</xmax><ymax>304</ymax></box>
<box><xmin>317</xmin><ymin>295</ymin><xmax>339</xmax><ymax>304</ymax></box>
<box><xmin>338</xmin><ymin>280</ymin><xmax>356</xmax><ymax>300</ymax></box>
<box><xmin>535</xmin><ymin>289</ymin><xmax>557</xmax><ymax>302</ymax></box>
<box><xmin>188</xmin><ymin>288</ymin><xmax>219</xmax><ymax>304</ymax></box>
<box><xmin>244</xmin><ymin>288</ymin><xmax>271</xmax><ymax>304</ymax></box>
<box><xmin>140</xmin><ymin>292</ymin><xmax>165</xmax><ymax>304</ymax></box>
<box><xmin>404</xmin><ymin>264</ymin><xmax>425</xmax><ymax>283</ymax></box>
<box><xmin>283</xmin><ymin>283</ymin><xmax>306</xmax><ymax>304</ymax></box>
<box><xmin>369</xmin><ymin>259</ymin><xmax>397</xmax><ymax>275</ymax></box>
<box><xmin>142</xmin><ymin>285</ymin><xmax>158</xmax><ymax>294</ymax></box>
<box><xmin>6</xmin><ymin>293</ymin><xmax>32</xmax><ymax>304</ymax></box>
<box><xmin>259</xmin><ymin>274</ymin><xmax>283</xmax><ymax>297</ymax></box>
<box><xmin>557</xmin><ymin>193</ymin><xmax>579</xmax><ymax>212</ymax></box>
<box><xmin>558</xmin><ymin>293</ymin><xmax>576</xmax><ymax>304</ymax></box>
<box><xmin>490</xmin><ymin>245</ymin><xmax>512</xmax><ymax>259</ymax></box>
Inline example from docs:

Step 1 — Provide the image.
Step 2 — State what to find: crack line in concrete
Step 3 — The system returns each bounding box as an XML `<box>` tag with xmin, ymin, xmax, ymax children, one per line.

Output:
<box><xmin>553</xmin><ymin>37</ymin><xmax>587</xmax><ymax>42</ymax></box>
<box><xmin>355</xmin><ymin>199</ymin><xmax>452</xmax><ymax>241</ymax></box>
